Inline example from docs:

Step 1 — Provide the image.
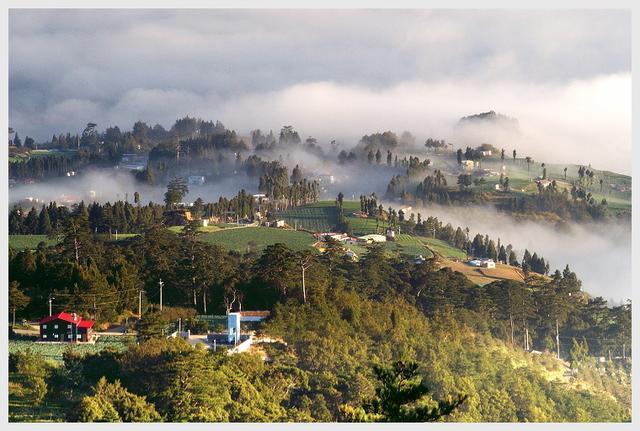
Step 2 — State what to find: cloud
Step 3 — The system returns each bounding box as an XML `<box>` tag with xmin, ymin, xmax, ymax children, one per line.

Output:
<box><xmin>403</xmin><ymin>203</ymin><xmax>631</xmax><ymax>303</ymax></box>
<box><xmin>9</xmin><ymin>9</ymin><xmax>631</xmax><ymax>173</ymax></box>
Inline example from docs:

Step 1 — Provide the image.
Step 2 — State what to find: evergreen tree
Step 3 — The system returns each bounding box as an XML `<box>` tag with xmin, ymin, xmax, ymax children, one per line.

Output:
<box><xmin>342</xmin><ymin>360</ymin><xmax>466</xmax><ymax>422</ymax></box>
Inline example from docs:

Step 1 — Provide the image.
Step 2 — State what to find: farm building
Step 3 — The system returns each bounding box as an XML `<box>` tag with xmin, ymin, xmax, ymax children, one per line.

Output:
<box><xmin>357</xmin><ymin>234</ymin><xmax>387</xmax><ymax>244</ymax></box>
<box><xmin>39</xmin><ymin>312</ymin><xmax>94</xmax><ymax>343</ymax></box>
<box><xmin>481</xmin><ymin>259</ymin><xmax>496</xmax><ymax>268</ymax></box>
<box><xmin>468</xmin><ymin>258</ymin><xmax>496</xmax><ymax>268</ymax></box>
<box><xmin>265</xmin><ymin>219</ymin><xmax>286</xmax><ymax>228</ymax></box>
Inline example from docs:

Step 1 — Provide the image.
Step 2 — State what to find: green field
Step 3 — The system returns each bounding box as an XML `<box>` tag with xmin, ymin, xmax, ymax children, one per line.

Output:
<box><xmin>167</xmin><ymin>224</ymin><xmax>229</xmax><ymax>234</ymax></box>
<box><xmin>198</xmin><ymin>227</ymin><xmax>316</xmax><ymax>253</ymax></box>
<box><xmin>279</xmin><ymin>201</ymin><xmax>470</xmax><ymax>259</ymax></box>
<box><xmin>386</xmin><ymin>234</ymin><xmax>434</xmax><ymax>258</ymax></box>
<box><xmin>421</xmin><ymin>237</ymin><xmax>467</xmax><ymax>259</ymax></box>
<box><xmin>9</xmin><ymin>336</ymin><xmax>135</xmax><ymax>364</ymax></box>
<box><xmin>279</xmin><ymin>201</ymin><xmax>340</xmax><ymax>232</ymax></box>
<box><xmin>9</xmin><ymin>235</ymin><xmax>58</xmax><ymax>250</ymax></box>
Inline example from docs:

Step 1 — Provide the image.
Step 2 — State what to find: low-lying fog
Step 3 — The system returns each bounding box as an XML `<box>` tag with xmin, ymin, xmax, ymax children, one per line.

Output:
<box><xmin>404</xmin><ymin>203</ymin><xmax>631</xmax><ymax>304</ymax></box>
<box><xmin>10</xmin><ymin>165</ymin><xmax>631</xmax><ymax>304</ymax></box>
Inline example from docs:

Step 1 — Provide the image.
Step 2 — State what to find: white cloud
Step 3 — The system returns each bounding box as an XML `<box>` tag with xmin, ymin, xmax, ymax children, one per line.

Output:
<box><xmin>9</xmin><ymin>9</ymin><xmax>631</xmax><ymax>173</ymax></box>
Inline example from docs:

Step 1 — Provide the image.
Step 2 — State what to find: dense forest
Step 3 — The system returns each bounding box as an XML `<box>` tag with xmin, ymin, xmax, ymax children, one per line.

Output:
<box><xmin>9</xmin><ymin>215</ymin><xmax>631</xmax><ymax>421</ymax></box>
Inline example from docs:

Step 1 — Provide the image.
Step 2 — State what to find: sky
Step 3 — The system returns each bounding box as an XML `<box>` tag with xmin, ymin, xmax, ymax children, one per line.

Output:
<box><xmin>9</xmin><ymin>9</ymin><xmax>632</xmax><ymax>173</ymax></box>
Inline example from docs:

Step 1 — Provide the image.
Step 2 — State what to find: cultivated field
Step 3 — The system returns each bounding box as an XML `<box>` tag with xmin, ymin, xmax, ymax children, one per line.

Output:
<box><xmin>9</xmin><ymin>336</ymin><xmax>135</xmax><ymax>364</ymax></box>
<box><xmin>9</xmin><ymin>235</ymin><xmax>58</xmax><ymax>250</ymax></box>
<box><xmin>437</xmin><ymin>258</ymin><xmax>525</xmax><ymax>286</ymax></box>
<box><xmin>198</xmin><ymin>227</ymin><xmax>316</xmax><ymax>253</ymax></box>
<box><xmin>279</xmin><ymin>201</ymin><xmax>339</xmax><ymax>232</ymax></box>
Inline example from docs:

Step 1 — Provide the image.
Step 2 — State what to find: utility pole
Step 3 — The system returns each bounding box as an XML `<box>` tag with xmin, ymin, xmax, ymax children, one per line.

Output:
<box><xmin>159</xmin><ymin>278</ymin><xmax>164</xmax><ymax>312</ymax></box>
<box><xmin>623</xmin><ymin>343</ymin><xmax>626</xmax><ymax>360</ymax></box>
<box><xmin>556</xmin><ymin>318</ymin><xmax>560</xmax><ymax>360</ymax></box>
<box><xmin>48</xmin><ymin>295</ymin><xmax>54</xmax><ymax>316</ymax></box>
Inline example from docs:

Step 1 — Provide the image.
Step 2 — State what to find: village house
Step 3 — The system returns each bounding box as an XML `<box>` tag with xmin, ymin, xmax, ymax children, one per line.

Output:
<box><xmin>265</xmin><ymin>219</ymin><xmax>286</xmax><ymax>228</ymax></box>
<box><xmin>39</xmin><ymin>312</ymin><xmax>95</xmax><ymax>343</ymax></box>
<box><xmin>468</xmin><ymin>258</ymin><xmax>496</xmax><ymax>268</ymax></box>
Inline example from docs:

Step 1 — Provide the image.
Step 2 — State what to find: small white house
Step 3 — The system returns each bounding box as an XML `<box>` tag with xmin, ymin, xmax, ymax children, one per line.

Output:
<box><xmin>480</xmin><ymin>150</ymin><xmax>492</xmax><ymax>157</ymax></box>
<box><xmin>481</xmin><ymin>259</ymin><xmax>496</xmax><ymax>269</ymax></box>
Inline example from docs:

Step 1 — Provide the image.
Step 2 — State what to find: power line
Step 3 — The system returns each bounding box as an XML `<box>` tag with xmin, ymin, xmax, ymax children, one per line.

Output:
<box><xmin>51</xmin><ymin>287</ymin><xmax>143</xmax><ymax>297</ymax></box>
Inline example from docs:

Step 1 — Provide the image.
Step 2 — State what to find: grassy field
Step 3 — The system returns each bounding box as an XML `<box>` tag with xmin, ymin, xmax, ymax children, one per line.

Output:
<box><xmin>390</xmin><ymin>234</ymin><xmax>434</xmax><ymax>258</ymax></box>
<box><xmin>9</xmin><ymin>336</ymin><xmax>135</xmax><ymax>364</ymax></box>
<box><xmin>9</xmin><ymin>235</ymin><xmax>58</xmax><ymax>250</ymax></box>
<box><xmin>167</xmin><ymin>224</ymin><xmax>229</xmax><ymax>234</ymax></box>
<box><xmin>421</xmin><ymin>237</ymin><xmax>467</xmax><ymax>259</ymax></box>
<box><xmin>198</xmin><ymin>227</ymin><xmax>316</xmax><ymax>253</ymax></box>
<box><xmin>279</xmin><ymin>201</ymin><xmax>340</xmax><ymax>232</ymax></box>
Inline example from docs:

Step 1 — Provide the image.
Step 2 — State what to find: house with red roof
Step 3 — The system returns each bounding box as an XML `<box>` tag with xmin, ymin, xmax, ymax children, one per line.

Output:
<box><xmin>39</xmin><ymin>312</ymin><xmax>95</xmax><ymax>342</ymax></box>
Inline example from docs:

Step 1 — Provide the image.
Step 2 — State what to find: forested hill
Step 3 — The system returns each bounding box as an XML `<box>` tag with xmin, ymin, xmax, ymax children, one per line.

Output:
<box><xmin>9</xmin><ymin>220</ymin><xmax>631</xmax><ymax>422</ymax></box>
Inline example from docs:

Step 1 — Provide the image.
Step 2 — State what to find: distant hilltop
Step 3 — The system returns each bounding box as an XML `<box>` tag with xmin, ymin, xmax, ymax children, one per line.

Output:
<box><xmin>458</xmin><ymin>110</ymin><xmax>519</xmax><ymax>129</ymax></box>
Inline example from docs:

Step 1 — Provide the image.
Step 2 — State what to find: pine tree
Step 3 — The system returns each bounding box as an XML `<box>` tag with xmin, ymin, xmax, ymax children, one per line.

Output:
<box><xmin>342</xmin><ymin>360</ymin><xmax>466</xmax><ymax>422</ymax></box>
<box><xmin>38</xmin><ymin>205</ymin><xmax>52</xmax><ymax>234</ymax></box>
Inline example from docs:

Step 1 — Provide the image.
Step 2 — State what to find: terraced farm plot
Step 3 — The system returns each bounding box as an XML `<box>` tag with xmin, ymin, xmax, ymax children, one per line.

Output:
<box><xmin>279</xmin><ymin>202</ymin><xmax>339</xmax><ymax>232</ymax></box>
<box><xmin>198</xmin><ymin>227</ymin><xmax>316</xmax><ymax>253</ymax></box>
<box><xmin>9</xmin><ymin>235</ymin><xmax>58</xmax><ymax>250</ymax></box>
<box><xmin>388</xmin><ymin>234</ymin><xmax>433</xmax><ymax>258</ymax></box>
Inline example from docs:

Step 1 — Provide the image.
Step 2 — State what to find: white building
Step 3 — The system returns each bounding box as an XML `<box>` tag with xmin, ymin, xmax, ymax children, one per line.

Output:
<box><xmin>481</xmin><ymin>259</ymin><xmax>496</xmax><ymax>269</ymax></box>
<box><xmin>357</xmin><ymin>234</ymin><xmax>387</xmax><ymax>244</ymax></box>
